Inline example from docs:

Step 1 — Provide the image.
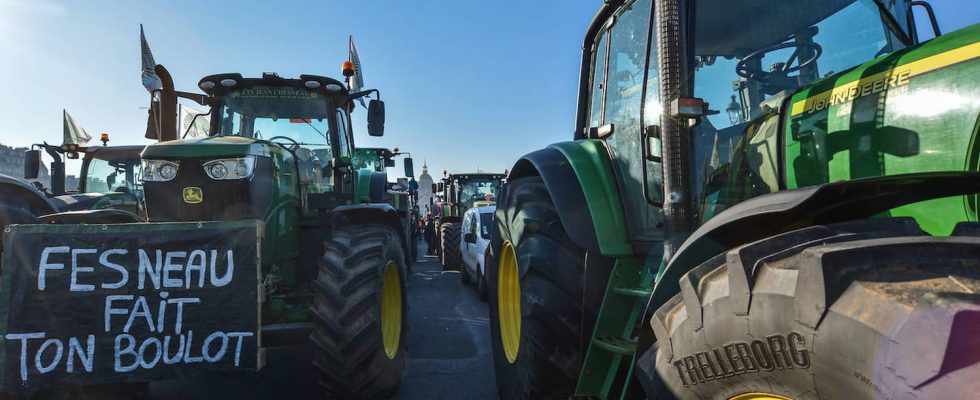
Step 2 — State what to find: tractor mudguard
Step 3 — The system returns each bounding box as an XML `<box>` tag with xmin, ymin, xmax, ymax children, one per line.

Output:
<box><xmin>0</xmin><ymin>174</ymin><xmax>56</xmax><ymax>215</ymax></box>
<box><xmin>331</xmin><ymin>203</ymin><xmax>409</xmax><ymax>263</ymax></box>
<box><xmin>509</xmin><ymin>140</ymin><xmax>631</xmax><ymax>257</ymax></box>
<box><xmin>509</xmin><ymin>147</ymin><xmax>599</xmax><ymax>251</ymax></box>
<box><xmin>36</xmin><ymin>209</ymin><xmax>144</xmax><ymax>224</ymax></box>
<box><xmin>650</xmin><ymin>171</ymin><xmax>980</xmax><ymax>311</ymax></box>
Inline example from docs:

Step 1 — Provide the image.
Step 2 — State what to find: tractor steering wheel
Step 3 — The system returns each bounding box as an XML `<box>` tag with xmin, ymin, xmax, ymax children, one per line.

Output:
<box><xmin>736</xmin><ymin>41</ymin><xmax>822</xmax><ymax>80</ymax></box>
<box><xmin>267</xmin><ymin>135</ymin><xmax>301</xmax><ymax>151</ymax></box>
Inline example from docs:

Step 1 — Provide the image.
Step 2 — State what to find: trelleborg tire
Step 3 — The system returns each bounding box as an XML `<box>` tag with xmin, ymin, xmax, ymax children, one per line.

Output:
<box><xmin>311</xmin><ymin>223</ymin><xmax>408</xmax><ymax>399</ymax></box>
<box><xmin>441</xmin><ymin>222</ymin><xmax>462</xmax><ymax>271</ymax></box>
<box><xmin>487</xmin><ymin>176</ymin><xmax>588</xmax><ymax>399</ymax></box>
<box><xmin>637</xmin><ymin>218</ymin><xmax>980</xmax><ymax>400</ymax></box>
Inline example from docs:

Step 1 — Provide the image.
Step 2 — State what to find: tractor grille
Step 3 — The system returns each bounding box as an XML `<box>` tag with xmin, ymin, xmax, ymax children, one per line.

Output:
<box><xmin>144</xmin><ymin>157</ymin><xmax>273</xmax><ymax>222</ymax></box>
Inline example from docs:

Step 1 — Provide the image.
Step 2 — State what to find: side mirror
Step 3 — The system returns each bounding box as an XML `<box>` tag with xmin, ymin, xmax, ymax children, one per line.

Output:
<box><xmin>367</xmin><ymin>99</ymin><xmax>385</xmax><ymax>137</ymax></box>
<box><xmin>464</xmin><ymin>232</ymin><xmax>476</xmax><ymax>243</ymax></box>
<box><xmin>403</xmin><ymin>157</ymin><xmax>414</xmax><ymax>178</ymax></box>
<box><xmin>24</xmin><ymin>150</ymin><xmax>41</xmax><ymax>180</ymax></box>
<box><xmin>431</xmin><ymin>183</ymin><xmax>438</xmax><ymax>193</ymax></box>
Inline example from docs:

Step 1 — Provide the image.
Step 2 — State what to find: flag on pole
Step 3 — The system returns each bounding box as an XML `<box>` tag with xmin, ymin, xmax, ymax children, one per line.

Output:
<box><xmin>349</xmin><ymin>35</ymin><xmax>365</xmax><ymax>92</ymax></box>
<box><xmin>141</xmin><ymin>25</ymin><xmax>162</xmax><ymax>92</ymax></box>
<box><xmin>180</xmin><ymin>104</ymin><xmax>211</xmax><ymax>139</ymax></box>
<box><xmin>63</xmin><ymin>110</ymin><xmax>92</xmax><ymax>145</ymax></box>
<box><xmin>349</xmin><ymin>36</ymin><xmax>369</xmax><ymax>107</ymax></box>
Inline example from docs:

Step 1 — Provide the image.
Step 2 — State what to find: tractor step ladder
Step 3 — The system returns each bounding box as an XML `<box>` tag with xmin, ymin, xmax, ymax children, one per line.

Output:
<box><xmin>575</xmin><ymin>257</ymin><xmax>656</xmax><ymax>399</ymax></box>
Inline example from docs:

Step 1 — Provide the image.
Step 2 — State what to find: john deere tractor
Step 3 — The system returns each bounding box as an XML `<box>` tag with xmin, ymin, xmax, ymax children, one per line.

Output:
<box><xmin>488</xmin><ymin>0</ymin><xmax>980</xmax><ymax>399</ymax></box>
<box><xmin>354</xmin><ymin>146</ymin><xmax>419</xmax><ymax>266</ymax></box>
<box><xmin>136</xmin><ymin>65</ymin><xmax>409</xmax><ymax>397</ymax></box>
<box><xmin>436</xmin><ymin>172</ymin><xmax>504</xmax><ymax>271</ymax></box>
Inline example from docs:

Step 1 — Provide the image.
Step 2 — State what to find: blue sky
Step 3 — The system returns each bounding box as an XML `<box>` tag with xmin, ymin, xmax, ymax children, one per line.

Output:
<box><xmin>0</xmin><ymin>0</ymin><xmax>977</xmax><ymax>177</ymax></box>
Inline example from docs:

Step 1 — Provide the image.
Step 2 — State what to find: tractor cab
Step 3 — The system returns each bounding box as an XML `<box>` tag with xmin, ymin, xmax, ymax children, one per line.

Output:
<box><xmin>24</xmin><ymin>143</ymin><xmax>144</xmax><ymax>214</ymax></box>
<box><xmin>141</xmin><ymin>71</ymin><xmax>385</xmax><ymax>222</ymax></box>
<box><xmin>578</xmin><ymin>0</ymin><xmax>926</xmax><ymax>246</ymax></box>
<box><xmin>443</xmin><ymin>173</ymin><xmax>505</xmax><ymax>217</ymax></box>
<box><xmin>354</xmin><ymin>147</ymin><xmax>396</xmax><ymax>173</ymax></box>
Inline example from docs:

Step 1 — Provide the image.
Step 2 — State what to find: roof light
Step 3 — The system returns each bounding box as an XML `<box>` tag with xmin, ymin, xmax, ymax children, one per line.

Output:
<box><xmin>342</xmin><ymin>61</ymin><xmax>355</xmax><ymax>77</ymax></box>
<box><xmin>199</xmin><ymin>81</ymin><xmax>215</xmax><ymax>90</ymax></box>
<box><xmin>220</xmin><ymin>79</ymin><xmax>238</xmax><ymax>87</ymax></box>
<box><xmin>304</xmin><ymin>80</ymin><xmax>321</xmax><ymax>89</ymax></box>
<box><xmin>324</xmin><ymin>83</ymin><xmax>343</xmax><ymax>92</ymax></box>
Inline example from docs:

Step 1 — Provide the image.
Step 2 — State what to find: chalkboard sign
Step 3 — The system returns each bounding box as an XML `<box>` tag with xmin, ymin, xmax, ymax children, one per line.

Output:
<box><xmin>0</xmin><ymin>220</ymin><xmax>263</xmax><ymax>389</ymax></box>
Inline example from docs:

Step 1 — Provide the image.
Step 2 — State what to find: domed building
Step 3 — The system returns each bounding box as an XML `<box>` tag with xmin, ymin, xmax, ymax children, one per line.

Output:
<box><xmin>417</xmin><ymin>160</ymin><xmax>435</xmax><ymax>215</ymax></box>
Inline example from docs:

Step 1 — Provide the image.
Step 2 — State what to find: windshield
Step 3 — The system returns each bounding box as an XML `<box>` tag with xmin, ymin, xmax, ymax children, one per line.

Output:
<box><xmin>458</xmin><ymin>177</ymin><xmax>501</xmax><ymax>210</ymax></box>
<box><xmin>689</xmin><ymin>0</ymin><xmax>908</xmax><ymax>225</ymax></box>
<box><xmin>217</xmin><ymin>86</ymin><xmax>334</xmax><ymax>158</ymax></box>
<box><xmin>83</xmin><ymin>154</ymin><xmax>141</xmax><ymax>195</ymax></box>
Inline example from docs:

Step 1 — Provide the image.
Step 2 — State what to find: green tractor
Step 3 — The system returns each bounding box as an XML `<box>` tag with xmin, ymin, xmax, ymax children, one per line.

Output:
<box><xmin>138</xmin><ymin>67</ymin><xmax>410</xmax><ymax>397</ymax></box>
<box><xmin>488</xmin><ymin>0</ymin><xmax>980</xmax><ymax>399</ymax></box>
<box><xmin>354</xmin><ymin>146</ymin><xmax>419</xmax><ymax>266</ymax></box>
<box><xmin>0</xmin><ymin>141</ymin><xmax>144</xmax><ymax>230</ymax></box>
<box><xmin>435</xmin><ymin>172</ymin><xmax>505</xmax><ymax>271</ymax></box>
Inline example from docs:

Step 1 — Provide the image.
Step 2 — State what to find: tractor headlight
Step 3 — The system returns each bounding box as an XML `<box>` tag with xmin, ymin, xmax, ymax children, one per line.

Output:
<box><xmin>203</xmin><ymin>156</ymin><xmax>255</xmax><ymax>180</ymax></box>
<box><xmin>142</xmin><ymin>160</ymin><xmax>180</xmax><ymax>182</ymax></box>
<box><xmin>209</xmin><ymin>163</ymin><xmax>228</xmax><ymax>179</ymax></box>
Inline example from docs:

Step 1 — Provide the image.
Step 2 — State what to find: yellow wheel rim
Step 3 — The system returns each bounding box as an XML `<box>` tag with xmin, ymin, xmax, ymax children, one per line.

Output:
<box><xmin>729</xmin><ymin>393</ymin><xmax>792</xmax><ymax>400</ymax></box>
<box><xmin>380</xmin><ymin>261</ymin><xmax>402</xmax><ymax>359</ymax></box>
<box><xmin>497</xmin><ymin>241</ymin><xmax>521</xmax><ymax>364</ymax></box>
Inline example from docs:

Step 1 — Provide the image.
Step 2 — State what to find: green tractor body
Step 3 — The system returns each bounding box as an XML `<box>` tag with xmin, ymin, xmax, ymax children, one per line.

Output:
<box><xmin>1</xmin><ymin>68</ymin><xmax>410</xmax><ymax>397</ymax></box>
<box><xmin>436</xmin><ymin>172</ymin><xmax>505</xmax><ymax>270</ymax></box>
<box><xmin>489</xmin><ymin>0</ymin><xmax>980</xmax><ymax>399</ymax></box>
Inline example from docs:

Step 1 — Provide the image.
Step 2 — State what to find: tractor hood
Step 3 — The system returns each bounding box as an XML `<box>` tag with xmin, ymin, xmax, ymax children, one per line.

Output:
<box><xmin>142</xmin><ymin>136</ymin><xmax>273</xmax><ymax>159</ymax></box>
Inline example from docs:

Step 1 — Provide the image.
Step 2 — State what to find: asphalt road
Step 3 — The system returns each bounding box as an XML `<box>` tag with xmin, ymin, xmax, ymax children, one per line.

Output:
<box><xmin>393</xmin><ymin>240</ymin><xmax>498</xmax><ymax>399</ymax></box>
<box><xmin>145</xmin><ymin>239</ymin><xmax>498</xmax><ymax>400</ymax></box>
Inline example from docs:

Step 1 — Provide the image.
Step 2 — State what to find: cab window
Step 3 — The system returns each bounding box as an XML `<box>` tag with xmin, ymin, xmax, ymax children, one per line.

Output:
<box><xmin>591</xmin><ymin>0</ymin><xmax>663</xmax><ymax>242</ymax></box>
<box><xmin>336</xmin><ymin>110</ymin><xmax>352</xmax><ymax>159</ymax></box>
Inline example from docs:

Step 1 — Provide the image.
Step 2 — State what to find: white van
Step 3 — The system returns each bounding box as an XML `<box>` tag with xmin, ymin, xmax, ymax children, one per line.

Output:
<box><xmin>460</xmin><ymin>204</ymin><xmax>495</xmax><ymax>301</ymax></box>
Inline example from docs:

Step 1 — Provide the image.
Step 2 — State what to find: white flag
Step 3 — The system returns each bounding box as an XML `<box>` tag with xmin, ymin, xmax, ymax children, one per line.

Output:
<box><xmin>349</xmin><ymin>36</ymin><xmax>365</xmax><ymax>92</ymax></box>
<box><xmin>63</xmin><ymin>110</ymin><xmax>92</xmax><ymax>145</ymax></box>
<box><xmin>141</xmin><ymin>25</ymin><xmax>162</xmax><ymax>92</ymax></box>
<box><xmin>709</xmin><ymin>133</ymin><xmax>721</xmax><ymax>170</ymax></box>
<box><xmin>180</xmin><ymin>104</ymin><xmax>210</xmax><ymax>139</ymax></box>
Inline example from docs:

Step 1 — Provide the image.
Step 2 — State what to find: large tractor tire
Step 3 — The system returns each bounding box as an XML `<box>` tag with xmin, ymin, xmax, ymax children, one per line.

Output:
<box><xmin>487</xmin><ymin>176</ymin><xmax>589</xmax><ymax>399</ymax></box>
<box><xmin>311</xmin><ymin>223</ymin><xmax>408</xmax><ymax>399</ymax></box>
<box><xmin>440</xmin><ymin>222</ymin><xmax>462</xmax><ymax>271</ymax></box>
<box><xmin>638</xmin><ymin>218</ymin><xmax>980</xmax><ymax>400</ymax></box>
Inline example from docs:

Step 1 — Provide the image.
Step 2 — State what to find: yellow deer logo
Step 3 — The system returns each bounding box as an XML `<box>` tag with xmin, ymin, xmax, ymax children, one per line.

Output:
<box><xmin>182</xmin><ymin>187</ymin><xmax>203</xmax><ymax>204</ymax></box>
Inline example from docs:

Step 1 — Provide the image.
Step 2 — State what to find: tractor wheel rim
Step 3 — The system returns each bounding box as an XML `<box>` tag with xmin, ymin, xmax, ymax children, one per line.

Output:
<box><xmin>729</xmin><ymin>393</ymin><xmax>792</xmax><ymax>400</ymax></box>
<box><xmin>498</xmin><ymin>241</ymin><xmax>521</xmax><ymax>364</ymax></box>
<box><xmin>381</xmin><ymin>261</ymin><xmax>402</xmax><ymax>359</ymax></box>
